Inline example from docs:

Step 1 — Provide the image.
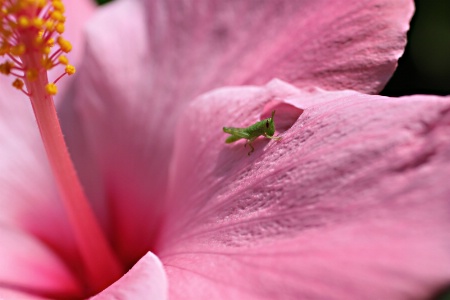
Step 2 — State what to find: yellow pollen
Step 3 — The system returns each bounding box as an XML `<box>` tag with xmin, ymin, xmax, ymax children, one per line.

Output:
<box><xmin>43</xmin><ymin>45</ymin><xmax>51</xmax><ymax>54</ymax></box>
<box><xmin>47</xmin><ymin>38</ymin><xmax>55</xmax><ymax>47</ymax></box>
<box><xmin>50</xmin><ymin>11</ymin><xmax>65</xmax><ymax>22</ymax></box>
<box><xmin>45</xmin><ymin>83</ymin><xmax>58</xmax><ymax>95</ymax></box>
<box><xmin>34</xmin><ymin>36</ymin><xmax>43</xmax><ymax>46</ymax></box>
<box><xmin>0</xmin><ymin>61</ymin><xmax>14</xmax><ymax>75</ymax></box>
<box><xmin>45</xmin><ymin>20</ymin><xmax>55</xmax><ymax>30</ymax></box>
<box><xmin>52</xmin><ymin>0</ymin><xmax>65</xmax><ymax>12</ymax></box>
<box><xmin>41</xmin><ymin>58</ymin><xmax>54</xmax><ymax>70</ymax></box>
<box><xmin>37</xmin><ymin>0</ymin><xmax>46</xmax><ymax>9</ymax></box>
<box><xmin>32</xmin><ymin>17</ymin><xmax>44</xmax><ymax>28</ymax></box>
<box><xmin>11</xmin><ymin>43</ymin><xmax>26</xmax><ymax>55</ymax></box>
<box><xmin>57</xmin><ymin>36</ymin><xmax>71</xmax><ymax>52</ymax></box>
<box><xmin>18</xmin><ymin>16</ymin><xmax>30</xmax><ymax>28</ymax></box>
<box><xmin>65</xmin><ymin>64</ymin><xmax>75</xmax><ymax>75</ymax></box>
<box><xmin>12</xmin><ymin>78</ymin><xmax>24</xmax><ymax>90</ymax></box>
<box><xmin>26</xmin><ymin>69</ymin><xmax>38</xmax><ymax>81</ymax></box>
<box><xmin>0</xmin><ymin>43</ymin><xmax>10</xmax><ymax>55</ymax></box>
<box><xmin>1</xmin><ymin>29</ymin><xmax>12</xmax><ymax>38</ymax></box>
<box><xmin>55</xmin><ymin>23</ymin><xmax>64</xmax><ymax>34</ymax></box>
<box><xmin>1</xmin><ymin>0</ymin><xmax>72</xmax><ymax>95</ymax></box>
<box><xmin>58</xmin><ymin>55</ymin><xmax>68</xmax><ymax>65</ymax></box>
<box><xmin>18</xmin><ymin>1</ymin><xmax>33</xmax><ymax>10</ymax></box>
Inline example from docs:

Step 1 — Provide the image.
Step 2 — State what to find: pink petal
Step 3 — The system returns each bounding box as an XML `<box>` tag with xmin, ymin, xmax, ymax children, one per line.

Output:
<box><xmin>0</xmin><ymin>1</ymin><xmax>96</xmax><ymax>291</ymax></box>
<box><xmin>164</xmin><ymin>219</ymin><xmax>450</xmax><ymax>299</ymax></box>
<box><xmin>0</xmin><ymin>289</ymin><xmax>52</xmax><ymax>300</ymax></box>
<box><xmin>156</xmin><ymin>81</ymin><xmax>450</xmax><ymax>299</ymax></box>
<box><xmin>90</xmin><ymin>252</ymin><xmax>168</xmax><ymax>300</ymax></box>
<box><xmin>60</xmin><ymin>0</ymin><xmax>162</xmax><ymax>266</ymax></box>
<box><xmin>51</xmin><ymin>0</ymin><xmax>95</xmax><ymax>97</ymax></box>
<box><xmin>141</xmin><ymin>0</ymin><xmax>414</xmax><ymax>94</ymax></box>
<box><xmin>62</xmin><ymin>0</ymin><xmax>412</xmax><ymax>262</ymax></box>
<box><xmin>63</xmin><ymin>0</ymin><xmax>95</xmax><ymax>66</ymax></box>
<box><xmin>60</xmin><ymin>0</ymin><xmax>414</xmax><ymax>264</ymax></box>
<box><xmin>0</xmin><ymin>226</ymin><xmax>81</xmax><ymax>298</ymax></box>
<box><xmin>0</xmin><ymin>81</ymin><xmax>79</xmax><ymax>275</ymax></box>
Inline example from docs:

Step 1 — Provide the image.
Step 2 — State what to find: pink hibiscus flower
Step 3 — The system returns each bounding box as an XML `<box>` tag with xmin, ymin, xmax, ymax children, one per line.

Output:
<box><xmin>1</xmin><ymin>0</ymin><xmax>449</xmax><ymax>299</ymax></box>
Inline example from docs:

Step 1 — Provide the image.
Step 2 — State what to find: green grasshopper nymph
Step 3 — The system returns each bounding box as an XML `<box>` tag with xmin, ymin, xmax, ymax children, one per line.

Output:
<box><xmin>223</xmin><ymin>110</ymin><xmax>281</xmax><ymax>155</ymax></box>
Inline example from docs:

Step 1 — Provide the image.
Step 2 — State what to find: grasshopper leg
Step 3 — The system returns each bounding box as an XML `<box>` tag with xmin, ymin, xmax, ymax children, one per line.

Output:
<box><xmin>225</xmin><ymin>135</ymin><xmax>242</xmax><ymax>143</ymax></box>
<box><xmin>247</xmin><ymin>143</ymin><xmax>255</xmax><ymax>155</ymax></box>
<box><xmin>264</xmin><ymin>133</ymin><xmax>281</xmax><ymax>141</ymax></box>
<box><xmin>245</xmin><ymin>138</ymin><xmax>256</xmax><ymax>155</ymax></box>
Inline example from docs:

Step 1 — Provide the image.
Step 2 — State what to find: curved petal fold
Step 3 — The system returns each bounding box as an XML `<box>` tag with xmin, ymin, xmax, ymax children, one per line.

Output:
<box><xmin>63</xmin><ymin>0</ymin><xmax>95</xmax><ymax>66</ymax></box>
<box><xmin>51</xmin><ymin>0</ymin><xmax>96</xmax><ymax>97</ymax></box>
<box><xmin>59</xmin><ymin>0</ymin><xmax>163</xmax><ymax>266</ymax></box>
<box><xmin>164</xmin><ymin>219</ymin><xmax>450</xmax><ymax>300</ymax></box>
<box><xmin>142</xmin><ymin>0</ymin><xmax>414</xmax><ymax>93</ymax></box>
<box><xmin>0</xmin><ymin>226</ymin><xmax>81</xmax><ymax>298</ymax></box>
<box><xmin>0</xmin><ymin>81</ymin><xmax>78</xmax><ymax>264</ymax></box>
<box><xmin>90</xmin><ymin>252</ymin><xmax>168</xmax><ymax>300</ymax></box>
<box><xmin>157</xmin><ymin>81</ymin><xmax>450</xmax><ymax>299</ymax></box>
<box><xmin>60</xmin><ymin>0</ymin><xmax>415</xmax><ymax>265</ymax></box>
<box><xmin>0</xmin><ymin>289</ymin><xmax>51</xmax><ymax>300</ymax></box>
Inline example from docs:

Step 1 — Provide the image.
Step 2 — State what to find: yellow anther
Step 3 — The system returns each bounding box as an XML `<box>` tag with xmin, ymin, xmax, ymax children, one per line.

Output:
<box><xmin>45</xmin><ymin>20</ymin><xmax>55</xmax><ymax>30</ymax></box>
<box><xmin>6</xmin><ymin>3</ymin><xmax>19</xmax><ymax>13</ymax></box>
<box><xmin>45</xmin><ymin>83</ymin><xmax>58</xmax><ymax>95</ymax></box>
<box><xmin>34</xmin><ymin>36</ymin><xmax>43</xmax><ymax>46</ymax></box>
<box><xmin>47</xmin><ymin>38</ymin><xmax>55</xmax><ymax>47</ymax></box>
<box><xmin>1</xmin><ymin>0</ymin><xmax>75</xmax><ymax>92</ymax></box>
<box><xmin>12</xmin><ymin>78</ymin><xmax>24</xmax><ymax>90</ymax></box>
<box><xmin>57</xmin><ymin>36</ymin><xmax>71</xmax><ymax>53</ymax></box>
<box><xmin>0</xmin><ymin>61</ymin><xmax>14</xmax><ymax>75</ymax></box>
<box><xmin>11</xmin><ymin>44</ymin><xmax>26</xmax><ymax>56</ymax></box>
<box><xmin>32</xmin><ymin>18</ymin><xmax>44</xmax><ymax>28</ymax></box>
<box><xmin>18</xmin><ymin>16</ymin><xmax>30</xmax><ymax>28</ymax></box>
<box><xmin>17</xmin><ymin>1</ymin><xmax>29</xmax><ymax>10</ymax></box>
<box><xmin>20</xmin><ymin>0</ymin><xmax>38</xmax><ymax>10</ymax></box>
<box><xmin>50</xmin><ymin>11</ymin><xmax>65</xmax><ymax>22</ymax></box>
<box><xmin>37</xmin><ymin>0</ymin><xmax>46</xmax><ymax>8</ymax></box>
<box><xmin>43</xmin><ymin>46</ymin><xmax>51</xmax><ymax>54</ymax></box>
<box><xmin>0</xmin><ymin>43</ymin><xmax>10</xmax><ymax>55</ymax></box>
<box><xmin>55</xmin><ymin>23</ymin><xmax>64</xmax><ymax>34</ymax></box>
<box><xmin>2</xmin><ymin>29</ymin><xmax>13</xmax><ymax>38</ymax></box>
<box><xmin>58</xmin><ymin>55</ymin><xmax>68</xmax><ymax>65</ymax></box>
<box><xmin>52</xmin><ymin>0</ymin><xmax>65</xmax><ymax>12</ymax></box>
<box><xmin>41</xmin><ymin>58</ymin><xmax>54</xmax><ymax>70</ymax></box>
<box><xmin>26</xmin><ymin>69</ymin><xmax>38</xmax><ymax>81</ymax></box>
<box><xmin>65</xmin><ymin>64</ymin><xmax>75</xmax><ymax>75</ymax></box>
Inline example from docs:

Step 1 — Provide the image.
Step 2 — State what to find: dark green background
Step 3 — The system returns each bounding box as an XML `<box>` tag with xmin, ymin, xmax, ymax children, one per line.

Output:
<box><xmin>96</xmin><ymin>0</ymin><xmax>112</xmax><ymax>5</ymax></box>
<box><xmin>95</xmin><ymin>0</ymin><xmax>450</xmax><ymax>97</ymax></box>
<box><xmin>382</xmin><ymin>0</ymin><xmax>450</xmax><ymax>96</ymax></box>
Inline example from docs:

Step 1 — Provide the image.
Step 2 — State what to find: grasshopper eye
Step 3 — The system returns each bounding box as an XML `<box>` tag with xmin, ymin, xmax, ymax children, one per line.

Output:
<box><xmin>266</xmin><ymin>120</ymin><xmax>269</xmax><ymax>128</ymax></box>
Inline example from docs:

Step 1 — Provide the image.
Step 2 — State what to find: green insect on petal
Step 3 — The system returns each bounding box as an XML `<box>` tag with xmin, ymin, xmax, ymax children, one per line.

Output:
<box><xmin>222</xmin><ymin>110</ymin><xmax>281</xmax><ymax>155</ymax></box>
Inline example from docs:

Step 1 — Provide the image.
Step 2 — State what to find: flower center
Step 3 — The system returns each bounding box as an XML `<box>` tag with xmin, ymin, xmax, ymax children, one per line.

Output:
<box><xmin>0</xmin><ymin>0</ymin><xmax>75</xmax><ymax>95</ymax></box>
<box><xmin>1</xmin><ymin>1</ymin><xmax>124</xmax><ymax>297</ymax></box>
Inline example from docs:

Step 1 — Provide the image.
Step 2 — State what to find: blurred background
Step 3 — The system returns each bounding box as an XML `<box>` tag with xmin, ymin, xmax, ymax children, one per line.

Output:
<box><xmin>382</xmin><ymin>0</ymin><xmax>450</xmax><ymax>96</ymax></box>
<box><xmin>95</xmin><ymin>0</ymin><xmax>450</xmax><ymax>97</ymax></box>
